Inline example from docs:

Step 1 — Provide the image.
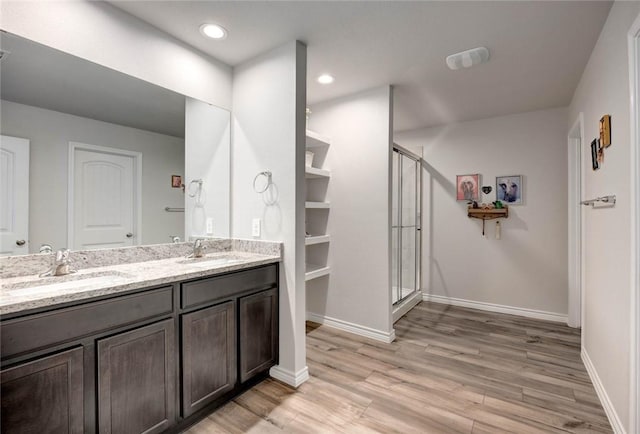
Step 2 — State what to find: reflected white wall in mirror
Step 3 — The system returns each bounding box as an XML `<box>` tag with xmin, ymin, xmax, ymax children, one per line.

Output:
<box><xmin>185</xmin><ymin>98</ymin><xmax>231</xmax><ymax>239</ymax></box>
<box><xmin>0</xmin><ymin>33</ymin><xmax>231</xmax><ymax>255</ymax></box>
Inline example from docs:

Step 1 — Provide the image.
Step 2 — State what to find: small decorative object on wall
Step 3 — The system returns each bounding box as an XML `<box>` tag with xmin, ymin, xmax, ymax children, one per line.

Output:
<box><xmin>590</xmin><ymin>139</ymin><xmax>600</xmax><ymax>171</ymax></box>
<box><xmin>481</xmin><ymin>185</ymin><xmax>492</xmax><ymax>195</ymax></box>
<box><xmin>456</xmin><ymin>174</ymin><xmax>480</xmax><ymax>201</ymax></box>
<box><xmin>599</xmin><ymin>114</ymin><xmax>611</xmax><ymax>148</ymax></box>
<box><xmin>496</xmin><ymin>175</ymin><xmax>523</xmax><ymax>205</ymax></box>
<box><xmin>171</xmin><ymin>175</ymin><xmax>182</xmax><ymax>188</ymax></box>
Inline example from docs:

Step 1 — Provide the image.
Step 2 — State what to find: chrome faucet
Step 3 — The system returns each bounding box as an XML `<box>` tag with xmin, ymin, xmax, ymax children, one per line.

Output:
<box><xmin>187</xmin><ymin>239</ymin><xmax>206</xmax><ymax>258</ymax></box>
<box><xmin>39</xmin><ymin>248</ymin><xmax>76</xmax><ymax>277</ymax></box>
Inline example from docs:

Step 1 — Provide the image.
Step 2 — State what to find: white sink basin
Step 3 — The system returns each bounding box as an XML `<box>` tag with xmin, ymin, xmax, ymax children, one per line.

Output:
<box><xmin>4</xmin><ymin>273</ymin><xmax>131</xmax><ymax>296</ymax></box>
<box><xmin>177</xmin><ymin>256</ymin><xmax>243</xmax><ymax>268</ymax></box>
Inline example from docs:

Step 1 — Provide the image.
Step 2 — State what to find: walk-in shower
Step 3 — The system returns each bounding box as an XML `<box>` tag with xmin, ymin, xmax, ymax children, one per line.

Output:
<box><xmin>392</xmin><ymin>145</ymin><xmax>421</xmax><ymax>308</ymax></box>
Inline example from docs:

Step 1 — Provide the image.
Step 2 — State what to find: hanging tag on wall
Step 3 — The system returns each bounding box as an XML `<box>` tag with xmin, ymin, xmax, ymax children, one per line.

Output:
<box><xmin>496</xmin><ymin>221</ymin><xmax>502</xmax><ymax>240</ymax></box>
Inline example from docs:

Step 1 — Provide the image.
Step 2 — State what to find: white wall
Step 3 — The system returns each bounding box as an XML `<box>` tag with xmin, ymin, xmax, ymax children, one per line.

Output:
<box><xmin>1</xmin><ymin>100</ymin><xmax>185</xmax><ymax>251</ymax></box>
<box><xmin>396</xmin><ymin>107</ymin><xmax>569</xmax><ymax>318</ymax></box>
<box><xmin>232</xmin><ymin>41</ymin><xmax>308</xmax><ymax>386</ymax></box>
<box><xmin>307</xmin><ymin>86</ymin><xmax>395</xmax><ymax>341</ymax></box>
<box><xmin>0</xmin><ymin>0</ymin><xmax>232</xmax><ymax>110</ymax></box>
<box><xmin>185</xmin><ymin>97</ymin><xmax>230</xmax><ymax>238</ymax></box>
<box><xmin>568</xmin><ymin>2</ymin><xmax>640</xmax><ymax>432</ymax></box>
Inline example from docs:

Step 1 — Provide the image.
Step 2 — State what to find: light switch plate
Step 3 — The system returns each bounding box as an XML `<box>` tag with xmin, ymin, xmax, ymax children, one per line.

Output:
<box><xmin>252</xmin><ymin>218</ymin><xmax>261</xmax><ymax>237</ymax></box>
<box><xmin>206</xmin><ymin>218</ymin><xmax>214</xmax><ymax>235</ymax></box>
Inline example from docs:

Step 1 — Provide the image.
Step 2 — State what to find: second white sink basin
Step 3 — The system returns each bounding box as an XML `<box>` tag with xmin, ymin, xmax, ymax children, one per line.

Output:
<box><xmin>4</xmin><ymin>273</ymin><xmax>132</xmax><ymax>296</ymax></box>
<box><xmin>177</xmin><ymin>256</ymin><xmax>244</xmax><ymax>268</ymax></box>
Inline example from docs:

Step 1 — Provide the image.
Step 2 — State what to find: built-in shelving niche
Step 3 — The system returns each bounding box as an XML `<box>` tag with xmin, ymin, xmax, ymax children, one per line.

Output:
<box><xmin>305</xmin><ymin>130</ymin><xmax>331</xmax><ymax>283</ymax></box>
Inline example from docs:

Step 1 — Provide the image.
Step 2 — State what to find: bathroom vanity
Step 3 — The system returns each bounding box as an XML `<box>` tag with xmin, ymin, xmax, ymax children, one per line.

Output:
<box><xmin>0</xmin><ymin>241</ymin><xmax>280</xmax><ymax>434</ymax></box>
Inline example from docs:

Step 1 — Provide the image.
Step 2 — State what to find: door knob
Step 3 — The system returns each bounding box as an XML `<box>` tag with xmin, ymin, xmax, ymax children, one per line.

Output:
<box><xmin>126</xmin><ymin>233</ymin><xmax>134</xmax><ymax>238</ymax></box>
<box><xmin>16</xmin><ymin>239</ymin><xmax>26</xmax><ymax>246</ymax></box>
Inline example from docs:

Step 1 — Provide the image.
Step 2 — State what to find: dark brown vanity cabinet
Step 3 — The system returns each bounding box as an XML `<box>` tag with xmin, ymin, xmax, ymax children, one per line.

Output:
<box><xmin>0</xmin><ymin>347</ymin><xmax>84</xmax><ymax>434</ymax></box>
<box><xmin>239</xmin><ymin>287</ymin><xmax>278</xmax><ymax>383</ymax></box>
<box><xmin>181</xmin><ymin>301</ymin><xmax>236</xmax><ymax>417</ymax></box>
<box><xmin>97</xmin><ymin>319</ymin><xmax>176</xmax><ymax>434</ymax></box>
<box><xmin>0</xmin><ymin>263</ymin><xmax>278</xmax><ymax>434</ymax></box>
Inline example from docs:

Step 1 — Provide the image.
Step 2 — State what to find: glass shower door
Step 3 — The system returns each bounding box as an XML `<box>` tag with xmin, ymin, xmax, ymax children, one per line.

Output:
<box><xmin>392</xmin><ymin>147</ymin><xmax>420</xmax><ymax>306</ymax></box>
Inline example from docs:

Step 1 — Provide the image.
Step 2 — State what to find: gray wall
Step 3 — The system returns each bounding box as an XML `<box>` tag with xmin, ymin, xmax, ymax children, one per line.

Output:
<box><xmin>1</xmin><ymin>100</ymin><xmax>185</xmax><ymax>251</ymax></box>
<box><xmin>567</xmin><ymin>2</ymin><xmax>640</xmax><ymax>431</ymax></box>
<box><xmin>231</xmin><ymin>41</ymin><xmax>308</xmax><ymax>385</ymax></box>
<box><xmin>396</xmin><ymin>107</ymin><xmax>569</xmax><ymax>318</ymax></box>
<box><xmin>307</xmin><ymin>86</ymin><xmax>395</xmax><ymax>341</ymax></box>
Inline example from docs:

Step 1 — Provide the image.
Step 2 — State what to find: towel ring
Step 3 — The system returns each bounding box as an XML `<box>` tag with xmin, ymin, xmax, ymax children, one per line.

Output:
<box><xmin>187</xmin><ymin>179</ymin><xmax>203</xmax><ymax>198</ymax></box>
<box><xmin>253</xmin><ymin>171</ymin><xmax>272</xmax><ymax>193</ymax></box>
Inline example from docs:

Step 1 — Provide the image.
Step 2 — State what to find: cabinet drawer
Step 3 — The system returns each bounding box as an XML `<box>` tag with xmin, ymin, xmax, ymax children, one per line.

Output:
<box><xmin>181</xmin><ymin>265</ymin><xmax>277</xmax><ymax>309</ymax></box>
<box><xmin>1</xmin><ymin>286</ymin><xmax>174</xmax><ymax>359</ymax></box>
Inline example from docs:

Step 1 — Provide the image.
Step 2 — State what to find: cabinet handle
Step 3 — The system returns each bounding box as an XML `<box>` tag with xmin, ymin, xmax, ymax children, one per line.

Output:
<box><xmin>16</xmin><ymin>239</ymin><xmax>26</xmax><ymax>246</ymax></box>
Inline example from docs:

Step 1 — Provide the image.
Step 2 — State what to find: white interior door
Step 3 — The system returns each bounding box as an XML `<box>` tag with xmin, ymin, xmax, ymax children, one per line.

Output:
<box><xmin>71</xmin><ymin>144</ymin><xmax>140</xmax><ymax>250</ymax></box>
<box><xmin>0</xmin><ymin>135</ymin><xmax>30</xmax><ymax>256</ymax></box>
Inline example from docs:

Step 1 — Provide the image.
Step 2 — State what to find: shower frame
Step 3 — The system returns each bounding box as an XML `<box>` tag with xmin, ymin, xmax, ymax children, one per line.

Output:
<box><xmin>392</xmin><ymin>144</ymin><xmax>422</xmax><ymax>308</ymax></box>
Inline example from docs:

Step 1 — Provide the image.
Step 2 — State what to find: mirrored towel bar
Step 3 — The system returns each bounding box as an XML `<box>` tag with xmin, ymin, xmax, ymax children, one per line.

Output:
<box><xmin>580</xmin><ymin>195</ymin><xmax>616</xmax><ymax>206</ymax></box>
<box><xmin>165</xmin><ymin>207</ymin><xmax>185</xmax><ymax>212</ymax></box>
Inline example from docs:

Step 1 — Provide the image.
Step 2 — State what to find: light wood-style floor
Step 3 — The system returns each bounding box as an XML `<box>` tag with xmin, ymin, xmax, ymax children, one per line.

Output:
<box><xmin>186</xmin><ymin>302</ymin><xmax>612</xmax><ymax>433</ymax></box>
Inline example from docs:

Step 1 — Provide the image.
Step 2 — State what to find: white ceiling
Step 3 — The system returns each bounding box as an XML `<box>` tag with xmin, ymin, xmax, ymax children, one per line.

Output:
<box><xmin>110</xmin><ymin>1</ymin><xmax>612</xmax><ymax>132</ymax></box>
<box><xmin>0</xmin><ymin>32</ymin><xmax>185</xmax><ymax>137</ymax></box>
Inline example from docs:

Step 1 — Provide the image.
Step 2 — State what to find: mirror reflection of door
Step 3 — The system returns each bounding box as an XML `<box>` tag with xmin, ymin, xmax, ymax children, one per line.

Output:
<box><xmin>0</xmin><ymin>135</ymin><xmax>29</xmax><ymax>256</ymax></box>
<box><xmin>70</xmin><ymin>143</ymin><xmax>140</xmax><ymax>250</ymax></box>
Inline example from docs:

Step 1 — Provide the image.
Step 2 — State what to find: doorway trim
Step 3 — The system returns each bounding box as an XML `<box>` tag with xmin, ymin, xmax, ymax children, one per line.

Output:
<box><xmin>567</xmin><ymin>113</ymin><xmax>584</xmax><ymax>332</ymax></box>
<box><xmin>627</xmin><ymin>12</ymin><xmax>640</xmax><ymax>433</ymax></box>
<box><xmin>67</xmin><ymin>142</ymin><xmax>142</xmax><ymax>250</ymax></box>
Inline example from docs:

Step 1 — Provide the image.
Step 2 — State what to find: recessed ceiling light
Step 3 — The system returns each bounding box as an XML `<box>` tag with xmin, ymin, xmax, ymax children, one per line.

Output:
<box><xmin>199</xmin><ymin>23</ymin><xmax>227</xmax><ymax>40</ymax></box>
<box><xmin>317</xmin><ymin>74</ymin><xmax>335</xmax><ymax>84</ymax></box>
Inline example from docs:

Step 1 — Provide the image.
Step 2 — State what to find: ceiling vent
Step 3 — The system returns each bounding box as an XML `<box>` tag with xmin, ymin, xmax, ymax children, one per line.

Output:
<box><xmin>446</xmin><ymin>47</ymin><xmax>489</xmax><ymax>70</ymax></box>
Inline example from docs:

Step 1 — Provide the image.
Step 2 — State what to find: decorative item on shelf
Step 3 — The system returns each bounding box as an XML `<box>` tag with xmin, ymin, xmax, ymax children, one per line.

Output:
<box><xmin>590</xmin><ymin>139</ymin><xmax>600</xmax><ymax>171</ymax></box>
<box><xmin>600</xmin><ymin>114</ymin><xmax>611</xmax><ymax>148</ymax></box>
<box><xmin>496</xmin><ymin>175</ymin><xmax>523</xmax><ymax>205</ymax></box>
<box><xmin>494</xmin><ymin>200</ymin><xmax>504</xmax><ymax>209</ymax></box>
<box><xmin>456</xmin><ymin>174</ymin><xmax>480</xmax><ymax>201</ymax></box>
<box><xmin>305</xmin><ymin>151</ymin><xmax>314</xmax><ymax>168</ymax></box>
<box><xmin>467</xmin><ymin>204</ymin><xmax>509</xmax><ymax>236</ymax></box>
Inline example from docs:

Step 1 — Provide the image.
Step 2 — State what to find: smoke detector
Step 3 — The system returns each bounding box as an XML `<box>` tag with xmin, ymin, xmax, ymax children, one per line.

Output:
<box><xmin>446</xmin><ymin>47</ymin><xmax>490</xmax><ymax>70</ymax></box>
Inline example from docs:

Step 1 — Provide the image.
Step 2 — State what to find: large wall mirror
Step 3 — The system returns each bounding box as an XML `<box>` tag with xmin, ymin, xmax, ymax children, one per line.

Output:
<box><xmin>0</xmin><ymin>32</ymin><xmax>230</xmax><ymax>255</ymax></box>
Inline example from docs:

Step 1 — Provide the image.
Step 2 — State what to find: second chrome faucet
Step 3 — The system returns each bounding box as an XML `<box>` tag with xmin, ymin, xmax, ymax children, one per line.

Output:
<box><xmin>186</xmin><ymin>239</ymin><xmax>206</xmax><ymax>259</ymax></box>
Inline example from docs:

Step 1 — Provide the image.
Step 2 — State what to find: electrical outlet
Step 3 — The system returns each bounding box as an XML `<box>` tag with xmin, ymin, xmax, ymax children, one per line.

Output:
<box><xmin>252</xmin><ymin>218</ymin><xmax>261</xmax><ymax>237</ymax></box>
<box><xmin>206</xmin><ymin>218</ymin><xmax>214</xmax><ymax>235</ymax></box>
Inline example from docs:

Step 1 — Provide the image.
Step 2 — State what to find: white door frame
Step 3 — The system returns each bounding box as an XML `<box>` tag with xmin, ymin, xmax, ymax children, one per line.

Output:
<box><xmin>567</xmin><ymin>113</ymin><xmax>585</xmax><ymax>332</ymax></box>
<box><xmin>68</xmin><ymin>142</ymin><xmax>142</xmax><ymax>250</ymax></box>
<box><xmin>627</xmin><ymin>13</ymin><xmax>640</xmax><ymax>433</ymax></box>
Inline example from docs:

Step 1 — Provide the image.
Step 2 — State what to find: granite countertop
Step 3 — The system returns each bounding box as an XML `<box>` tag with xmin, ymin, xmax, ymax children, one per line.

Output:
<box><xmin>0</xmin><ymin>243</ymin><xmax>281</xmax><ymax>316</ymax></box>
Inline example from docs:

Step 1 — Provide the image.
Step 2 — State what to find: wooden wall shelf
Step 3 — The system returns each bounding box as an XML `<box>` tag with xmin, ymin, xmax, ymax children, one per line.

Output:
<box><xmin>467</xmin><ymin>207</ymin><xmax>509</xmax><ymax>220</ymax></box>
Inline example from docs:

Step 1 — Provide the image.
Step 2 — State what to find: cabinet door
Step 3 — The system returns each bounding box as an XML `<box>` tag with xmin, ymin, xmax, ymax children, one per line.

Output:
<box><xmin>181</xmin><ymin>301</ymin><xmax>236</xmax><ymax>417</ymax></box>
<box><xmin>1</xmin><ymin>347</ymin><xmax>84</xmax><ymax>434</ymax></box>
<box><xmin>97</xmin><ymin>319</ymin><xmax>175</xmax><ymax>434</ymax></box>
<box><xmin>239</xmin><ymin>288</ymin><xmax>278</xmax><ymax>383</ymax></box>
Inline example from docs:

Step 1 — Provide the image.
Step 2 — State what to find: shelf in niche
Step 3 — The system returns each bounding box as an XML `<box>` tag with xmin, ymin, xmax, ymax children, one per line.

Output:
<box><xmin>306</xmin><ymin>130</ymin><xmax>331</xmax><ymax>149</ymax></box>
<box><xmin>305</xmin><ymin>167</ymin><xmax>331</xmax><ymax>179</ymax></box>
<box><xmin>305</xmin><ymin>201</ymin><xmax>330</xmax><ymax>209</ymax></box>
<box><xmin>305</xmin><ymin>235</ymin><xmax>330</xmax><ymax>246</ymax></box>
<box><xmin>305</xmin><ymin>263</ymin><xmax>331</xmax><ymax>281</ymax></box>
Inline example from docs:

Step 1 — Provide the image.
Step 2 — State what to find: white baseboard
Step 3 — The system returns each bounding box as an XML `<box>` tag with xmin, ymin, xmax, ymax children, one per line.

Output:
<box><xmin>269</xmin><ymin>365</ymin><xmax>309</xmax><ymax>388</ymax></box>
<box><xmin>422</xmin><ymin>293</ymin><xmax>568</xmax><ymax>323</ymax></box>
<box><xmin>306</xmin><ymin>312</ymin><xmax>396</xmax><ymax>343</ymax></box>
<box><xmin>582</xmin><ymin>349</ymin><xmax>626</xmax><ymax>434</ymax></box>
